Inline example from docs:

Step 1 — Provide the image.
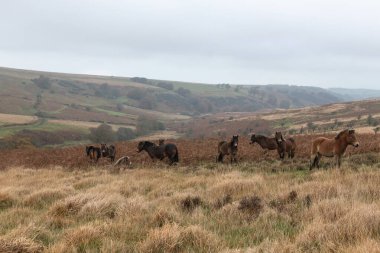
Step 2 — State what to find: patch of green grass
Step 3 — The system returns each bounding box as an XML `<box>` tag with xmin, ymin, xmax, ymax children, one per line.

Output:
<box><xmin>46</xmin><ymin>105</ymin><xmax>68</xmax><ymax>114</ymax></box>
<box><xmin>0</xmin><ymin>119</ymin><xmax>87</xmax><ymax>138</ymax></box>
<box><xmin>94</xmin><ymin>107</ymin><xmax>127</xmax><ymax>117</ymax></box>
<box><xmin>223</xmin><ymin>226</ymin><xmax>258</xmax><ymax>248</ymax></box>
<box><xmin>272</xmin><ymin>217</ymin><xmax>299</xmax><ymax>238</ymax></box>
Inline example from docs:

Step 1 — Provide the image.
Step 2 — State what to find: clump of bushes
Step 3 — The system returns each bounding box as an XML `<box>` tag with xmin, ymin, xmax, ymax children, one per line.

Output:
<box><xmin>180</xmin><ymin>196</ymin><xmax>203</xmax><ymax>212</ymax></box>
<box><xmin>238</xmin><ymin>195</ymin><xmax>263</xmax><ymax>217</ymax></box>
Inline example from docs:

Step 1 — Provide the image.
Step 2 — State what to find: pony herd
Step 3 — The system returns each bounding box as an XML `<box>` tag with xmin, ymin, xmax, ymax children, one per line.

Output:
<box><xmin>86</xmin><ymin>144</ymin><xmax>116</xmax><ymax>163</ymax></box>
<box><xmin>85</xmin><ymin>129</ymin><xmax>360</xmax><ymax>170</ymax></box>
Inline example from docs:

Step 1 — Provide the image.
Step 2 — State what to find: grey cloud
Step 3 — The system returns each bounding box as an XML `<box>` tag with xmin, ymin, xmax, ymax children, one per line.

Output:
<box><xmin>1</xmin><ymin>0</ymin><xmax>380</xmax><ymax>88</ymax></box>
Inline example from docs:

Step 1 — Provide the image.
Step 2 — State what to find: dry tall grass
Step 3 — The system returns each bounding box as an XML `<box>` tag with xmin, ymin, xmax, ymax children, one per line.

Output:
<box><xmin>0</xmin><ymin>158</ymin><xmax>380</xmax><ymax>252</ymax></box>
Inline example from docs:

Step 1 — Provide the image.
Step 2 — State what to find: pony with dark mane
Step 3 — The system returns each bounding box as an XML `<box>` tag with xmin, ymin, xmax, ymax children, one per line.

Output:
<box><xmin>217</xmin><ymin>135</ymin><xmax>239</xmax><ymax>163</ymax></box>
<box><xmin>85</xmin><ymin>145</ymin><xmax>101</xmax><ymax>162</ymax></box>
<box><xmin>310</xmin><ymin>129</ymin><xmax>359</xmax><ymax>169</ymax></box>
<box><xmin>250</xmin><ymin>133</ymin><xmax>278</xmax><ymax>151</ymax></box>
<box><xmin>275</xmin><ymin>131</ymin><xmax>296</xmax><ymax>159</ymax></box>
<box><xmin>100</xmin><ymin>144</ymin><xmax>116</xmax><ymax>162</ymax></box>
<box><xmin>137</xmin><ymin>140</ymin><xmax>179</xmax><ymax>165</ymax></box>
<box><xmin>250</xmin><ymin>133</ymin><xmax>285</xmax><ymax>159</ymax></box>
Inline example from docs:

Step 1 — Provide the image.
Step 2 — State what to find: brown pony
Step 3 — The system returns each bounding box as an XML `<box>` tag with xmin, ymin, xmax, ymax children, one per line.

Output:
<box><xmin>217</xmin><ymin>135</ymin><xmax>239</xmax><ymax>163</ymax></box>
<box><xmin>275</xmin><ymin>131</ymin><xmax>296</xmax><ymax>159</ymax></box>
<box><xmin>100</xmin><ymin>144</ymin><xmax>116</xmax><ymax>162</ymax></box>
<box><xmin>250</xmin><ymin>134</ymin><xmax>278</xmax><ymax>151</ymax></box>
<box><xmin>310</xmin><ymin>129</ymin><xmax>359</xmax><ymax>169</ymax></box>
<box><xmin>85</xmin><ymin>145</ymin><xmax>101</xmax><ymax>163</ymax></box>
<box><xmin>137</xmin><ymin>141</ymin><xmax>179</xmax><ymax>165</ymax></box>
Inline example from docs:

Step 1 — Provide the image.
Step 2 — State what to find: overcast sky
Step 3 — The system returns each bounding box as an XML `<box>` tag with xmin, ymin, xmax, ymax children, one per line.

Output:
<box><xmin>1</xmin><ymin>0</ymin><xmax>379</xmax><ymax>88</ymax></box>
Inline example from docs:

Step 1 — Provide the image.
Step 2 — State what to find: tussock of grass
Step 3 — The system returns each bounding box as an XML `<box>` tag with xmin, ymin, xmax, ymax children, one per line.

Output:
<box><xmin>151</xmin><ymin>208</ymin><xmax>179</xmax><ymax>227</ymax></box>
<box><xmin>238</xmin><ymin>196</ymin><xmax>263</xmax><ymax>218</ymax></box>
<box><xmin>139</xmin><ymin>223</ymin><xmax>222</xmax><ymax>253</ymax></box>
<box><xmin>214</xmin><ymin>194</ymin><xmax>232</xmax><ymax>209</ymax></box>
<box><xmin>49</xmin><ymin>193</ymin><xmax>125</xmax><ymax>220</ymax></box>
<box><xmin>180</xmin><ymin>196</ymin><xmax>203</xmax><ymax>212</ymax></box>
<box><xmin>209</xmin><ymin>176</ymin><xmax>264</xmax><ymax>199</ymax></box>
<box><xmin>23</xmin><ymin>189</ymin><xmax>68</xmax><ymax>209</ymax></box>
<box><xmin>1</xmin><ymin>159</ymin><xmax>380</xmax><ymax>252</ymax></box>
<box><xmin>49</xmin><ymin>193</ymin><xmax>96</xmax><ymax>217</ymax></box>
<box><xmin>0</xmin><ymin>237</ymin><xmax>43</xmax><ymax>253</ymax></box>
<box><xmin>0</xmin><ymin>192</ymin><xmax>15</xmax><ymax>210</ymax></box>
<box><xmin>56</xmin><ymin>224</ymin><xmax>104</xmax><ymax>252</ymax></box>
<box><xmin>296</xmin><ymin>205</ymin><xmax>380</xmax><ymax>252</ymax></box>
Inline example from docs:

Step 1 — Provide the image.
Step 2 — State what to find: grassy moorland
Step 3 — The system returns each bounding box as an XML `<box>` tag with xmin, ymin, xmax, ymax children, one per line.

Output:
<box><xmin>0</xmin><ymin>131</ymin><xmax>379</xmax><ymax>252</ymax></box>
<box><xmin>0</xmin><ymin>157</ymin><xmax>380</xmax><ymax>252</ymax></box>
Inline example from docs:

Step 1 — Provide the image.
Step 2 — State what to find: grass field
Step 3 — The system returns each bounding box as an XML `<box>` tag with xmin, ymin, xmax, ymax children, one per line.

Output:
<box><xmin>0</xmin><ymin>127</ymin><xmax>380</xmax><ymax>252</ymax></box>
<box><xmin>1</xmin><ymin>158</ymin><xmax>380</xmax><ymax>252</ymax></box>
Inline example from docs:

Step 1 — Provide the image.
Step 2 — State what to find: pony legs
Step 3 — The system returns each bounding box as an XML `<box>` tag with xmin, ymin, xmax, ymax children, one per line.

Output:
<box><xmin>335</xmin><ymin>155</ymin><xmax>342</xmax><ymax>168</ymax></box>
<box><xmin>310</xmin><ymin>153</ymin><xmax>321</xmax><ymax>170</ymax></box>
<box><xmin>230</xmin><ymin>154</ymin><xmax>238</xmax><ymax>164</ymax></box>
<box><xmin>217</xmin><ymin>153</ymin><xmax>224</xmax><ymax>163</ymax></box>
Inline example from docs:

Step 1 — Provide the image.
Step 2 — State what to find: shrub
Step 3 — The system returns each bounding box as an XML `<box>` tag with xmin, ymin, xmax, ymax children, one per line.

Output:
<box><xmin>89</xmin><ymin>124</ymin><xmax>115</xmax><ymax>143</ymax></box>
<box><xmin>136</xmin><ymin>116</ymin><xmax>165</xmax><ymax>135</ymax></box>
<box><xmin>126</xmin><ymin>88</ymin><xmax>147</xmax><ymax>100</ymax></box>
<box><xmin>238</xmin><ymin>195</ymin><xmax>263</xmax><ymax>217</ymax></box>
<box><xmin>31</xmin><ymin>75</ymin><xmax>51</xmax><ymax>89</ymax></box>
<box><xmin>130</xmin><ymin>77</ymin><xmax>149</xmax><ymax>84</ymax></box>
<box><xmin>138</xmin><ymin>97</ymin><xmax>155</xmax><ymax>109</ymax></box>
<box><xmin>176</xmin><ymin>87</ymin><xmax>191</xmax><ymax>97</ymax></box>
<box><xmin>157</xmin><ymin>82</ymin><xmax>174</xmax><ymax>90</ymax></box>
<box><xmin>116</xmin><ymin>127</ymin><xmax>136</xmax><ymax>141</ymax></box>
<box><xmin>180</xmin><ymin>196</ymin><xmax>202</xmax><ymax>212</ymax></box>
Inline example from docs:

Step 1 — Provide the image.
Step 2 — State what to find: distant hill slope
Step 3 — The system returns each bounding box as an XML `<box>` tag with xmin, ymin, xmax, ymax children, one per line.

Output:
<box><xmin>1</xmin><ymin>65</ymin><xmax>380</xmax><ymax>148</ymax></box>
<box><xmin>329</xmin><ymin>88</ymin><xmax>380</xmax><ymax>101</ymax></box>
<box><xmin>0</xmin><ymin>67</ymin><xmax>343</xmax><ymax>121</ymax></box>
<box><xmin>176</xmin><ymin>99</ymin><xmax>380</xmax><ymax>138</ymax></box>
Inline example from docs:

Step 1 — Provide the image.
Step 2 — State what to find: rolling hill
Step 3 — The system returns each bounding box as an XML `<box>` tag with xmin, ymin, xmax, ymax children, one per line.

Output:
<box><xmin>1</xmin><ymin>66</ymin><xmax>380</xmax><ymax>147</ymax></box>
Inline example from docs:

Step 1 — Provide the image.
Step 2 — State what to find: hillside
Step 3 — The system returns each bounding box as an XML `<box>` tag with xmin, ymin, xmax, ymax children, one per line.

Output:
<box><xmin>0</xmin><ymin>67</ymin><xmax>344</xmax><ymax>119</ymax></box>
<box><xmin>1</xmin><ymin>66</ymin><xmax>380</xmax><ymax>148</ymax></box>
<box><xmin>329</xmin><ymin>88</ymin><xmax>380</xmax><ymax>101</ymax></box>
<box><xmin>175</xmin><ymin>99</ymin><xmax>380</xmax><ymax>138</ymax></box>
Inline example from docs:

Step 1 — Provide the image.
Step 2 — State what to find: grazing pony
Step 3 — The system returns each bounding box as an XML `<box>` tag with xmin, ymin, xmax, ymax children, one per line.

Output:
<box><xmin>137</xmin><ymin>141</ymin><xmax>179</xmax><ymax>165</ymax></box>
<box><xmin>217</xmin><ymin>135</ymin><xmax>239</xmax><ymax>163</ymax></box>
<box><xmin>100</xmin><ymin>144</ymin><xmax>116</xmax><ymax>162</ymax></box>
<box><xmin>85</xmin><ymin>145</ymin><xmax>101</xmax><ymax>162</ymax></box>
<box><xmin>250</xmin><ymin>134</ymin><xmax>278</xmax><ymax>151</ymax></box>
<box><xmin>275</xmin><ymin>131</ymin><xmax>296</xmax><ymax>159</ymax></box>
<box><xmin>250</xmin><ymin>133</ymin><xmax>283</xmax><ymax>159</ymax></box>
<box><xmin>310</xmin><ymin>129</ymin><xmax>359</xmax><ymax>169</ymax></box>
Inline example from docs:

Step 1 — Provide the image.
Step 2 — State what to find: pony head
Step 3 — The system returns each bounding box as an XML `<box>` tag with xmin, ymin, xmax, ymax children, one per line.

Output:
<box><xmin>335</xmin><ymin>129</ymin><xmax>359</xmax><ymax>147</ymax></box>
<box><xmin>231</xmin><ymin>135</ymin><xmax>239</xmax><ymax>148</ymax></box>
<box><xmin>137</xmin><ymin>141</ymin><xmax>145</xmax><ymax>152</ymax></box>
<box><xmin>100</xmin><ymin>144</ymin><xmax>107</xmax><ymax>154</ymax></box>
<box><xmin>250</xmin><ymin>133</ymin><xmax>256</xmax><ymax>144</ymax></box>
<box><xmin>348</xmin><ymin>129</ymin><xmax>359</xmax><ymax>147</ymax></box>
<box><xmin>137</xmin><ymin>141</ymin><xmax>154</xmax><ymax>152</ymax></box>
<box><xmin>275</xmin><ymin>131</ymin><xmax>285</xmax><ymax>143</ymax></box>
